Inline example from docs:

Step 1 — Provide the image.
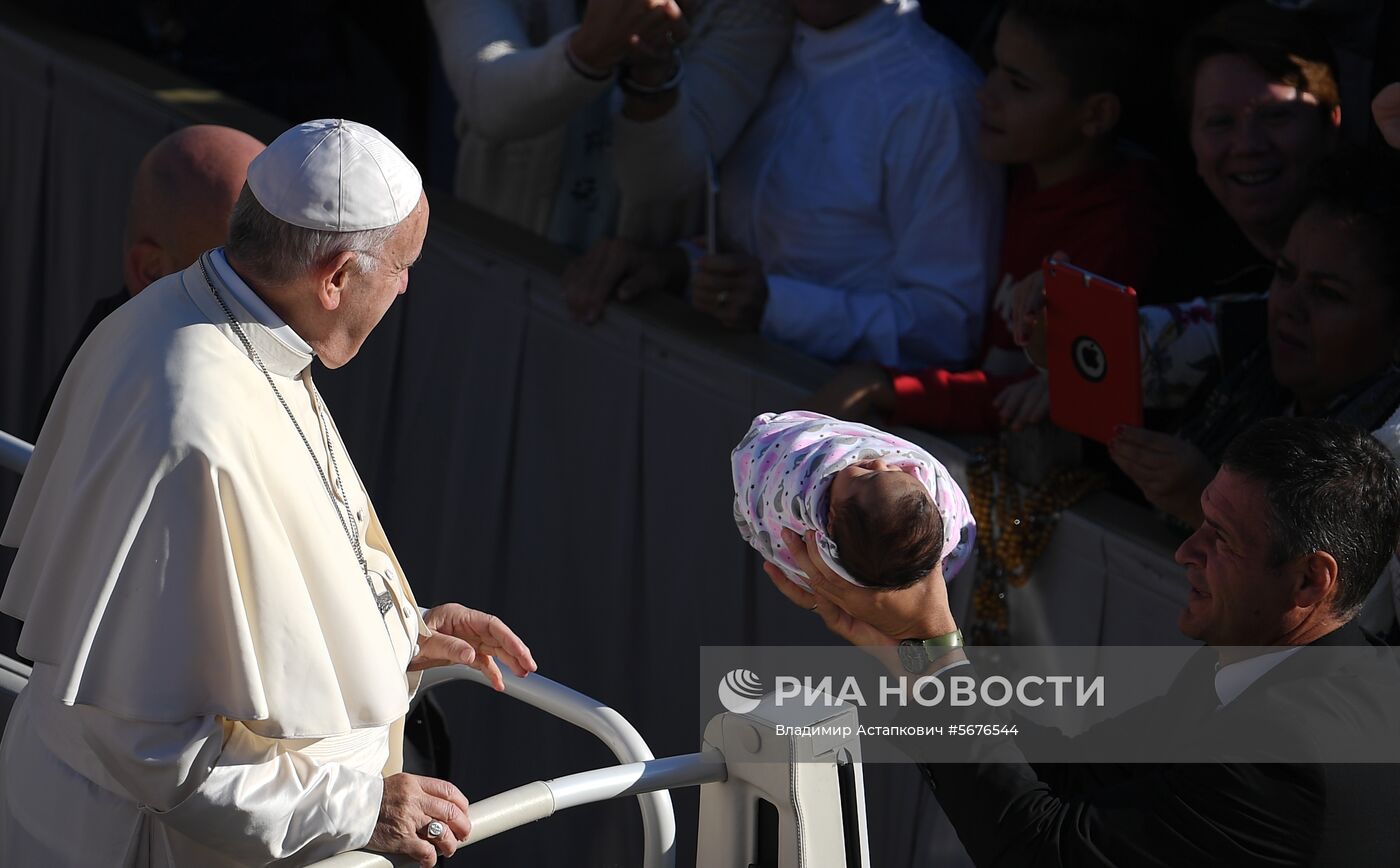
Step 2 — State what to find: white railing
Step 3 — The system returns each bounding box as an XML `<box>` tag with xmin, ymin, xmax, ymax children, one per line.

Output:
<box><xmin>413</xmin><ymin>664</ymin><xmax>686</xmax><ymax>865</ymax></box>
<box><xmin>303</xmin><ymin>666</ymin><xmax>719</xmax><ymax>866</ymax></box>
<box><xmin>463</xmin><ymin>751</ymin><xmax>723</xmax><ymax>848</ymax></box>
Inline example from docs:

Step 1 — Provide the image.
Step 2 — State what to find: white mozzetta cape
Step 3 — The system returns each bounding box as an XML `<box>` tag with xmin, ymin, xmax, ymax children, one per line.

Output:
<box><xmin>1</xmin><ymin>256</ymin><xmax>427</xmax><ymax>740</ymax></box>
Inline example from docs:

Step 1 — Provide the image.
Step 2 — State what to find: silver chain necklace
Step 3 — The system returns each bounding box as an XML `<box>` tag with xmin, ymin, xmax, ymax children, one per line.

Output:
<box><xmin>199</xmin><ymin>257</ymin><xmax>395</xmax><ymax>619</ymax></box>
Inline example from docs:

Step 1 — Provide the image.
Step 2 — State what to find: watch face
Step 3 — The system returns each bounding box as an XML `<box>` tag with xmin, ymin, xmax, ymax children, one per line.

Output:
<box><xmin>897</xmin><ymin>640</ymin><xmax>927</xmax><ymax>674</ymax></box>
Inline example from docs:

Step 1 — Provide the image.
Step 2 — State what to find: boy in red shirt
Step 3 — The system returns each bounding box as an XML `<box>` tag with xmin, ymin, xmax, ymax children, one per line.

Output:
<box><xmin>815</xmin><ymin>0</ymin><xmax>1166</xmax><ymax>433</ymax></box>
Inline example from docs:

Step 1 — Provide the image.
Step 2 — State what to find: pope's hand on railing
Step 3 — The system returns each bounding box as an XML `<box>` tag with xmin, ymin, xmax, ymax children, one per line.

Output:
<box><xmin>369</xmin><ymin>773</ymin><xmax>472</xmax><ymax>867</ymax></box>
<box><xmin>409</xmin><ymin>604</ymin><xmax>538</xmax><ymax>691</ymax></box>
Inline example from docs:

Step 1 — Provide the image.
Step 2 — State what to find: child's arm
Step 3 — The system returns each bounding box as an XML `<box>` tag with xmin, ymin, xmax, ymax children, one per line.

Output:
<box><xmin>887</xmin><ymin>367</ymin><xmax>1031</xmax><ymax>434</ymax></box>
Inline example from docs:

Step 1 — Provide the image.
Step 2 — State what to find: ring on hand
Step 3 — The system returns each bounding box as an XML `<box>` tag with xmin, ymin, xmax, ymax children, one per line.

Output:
<box><xmin>717</xmin><ymin>291</ymin><xmax>730</xmax><ymax>307</ymax></box>
<box><xmin>426</xmin><ymin>820</ymin><xmax>446</xmax><ymax>839</ymax></box>
<box><xmin>808</xmin><ymin>602</ymin><xmax>820</xmax><ymax>612</ymax></box>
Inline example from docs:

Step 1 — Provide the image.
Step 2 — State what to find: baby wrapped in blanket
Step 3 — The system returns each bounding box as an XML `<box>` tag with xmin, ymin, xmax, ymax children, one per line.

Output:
<box><xmin>732</xmin><ymin>411</ymin><xmax>975</xmax><ymax>590</ymax></box>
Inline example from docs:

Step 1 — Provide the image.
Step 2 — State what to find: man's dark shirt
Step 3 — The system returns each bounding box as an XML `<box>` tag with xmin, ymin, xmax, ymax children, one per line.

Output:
<box><xmin>918</xmin><ymin>624</ymin><xmax>1400</xmax><ymax>867</ymax></box>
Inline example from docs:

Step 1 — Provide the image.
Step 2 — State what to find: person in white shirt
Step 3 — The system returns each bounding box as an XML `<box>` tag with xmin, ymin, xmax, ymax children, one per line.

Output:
<box><xmin>0</xmin><ymin>119</ymin><xmax>537</xmax><ymax>868</ymax></box>
<box><xmin>564</xmin><ymin>0</ymin><xmax>1005</xmax><ymax>371</ymax></box>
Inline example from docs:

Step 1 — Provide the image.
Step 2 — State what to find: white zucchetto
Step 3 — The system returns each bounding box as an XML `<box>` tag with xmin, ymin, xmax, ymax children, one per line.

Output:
<box><xmin>247</xmin><ymin>118</ymin><xmax>422</xmax><ymax>232</ymax></box>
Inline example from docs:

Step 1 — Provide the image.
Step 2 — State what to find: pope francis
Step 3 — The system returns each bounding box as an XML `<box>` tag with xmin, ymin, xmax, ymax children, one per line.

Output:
<box><xmin>0</xmin><ymin>119</ymin><xmax>536</xmax><ymax>867</ymax></box>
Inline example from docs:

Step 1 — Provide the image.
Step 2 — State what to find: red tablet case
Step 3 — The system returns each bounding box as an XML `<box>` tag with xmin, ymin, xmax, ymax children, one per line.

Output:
<box><xmin>1044</xmin><ymin>259</ymin><xmax>1142</xmax><ymax>444</ymax></box>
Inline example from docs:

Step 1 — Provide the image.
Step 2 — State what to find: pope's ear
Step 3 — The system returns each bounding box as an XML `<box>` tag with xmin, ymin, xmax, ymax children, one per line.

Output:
<box><xmin>318</xmin><ymin>251</ymin><xmax>358</xmax><ymax>312</ymax></box>
<box><xmin>124</xmin><ymin>239</ymin><xmax>170</xmax><ymax>295</ymax></box>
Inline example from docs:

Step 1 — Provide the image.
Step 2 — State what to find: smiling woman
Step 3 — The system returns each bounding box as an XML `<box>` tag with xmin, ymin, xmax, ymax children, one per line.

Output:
<box><xmin>1110</xmin><ymin>156</ymin><xmax>1400</xmax><ymax>529</ymax></box>
<box><xmin>1179</xmin><ymin>2</ymin><xmax>1341</xmax><ymax>264</ymax></box>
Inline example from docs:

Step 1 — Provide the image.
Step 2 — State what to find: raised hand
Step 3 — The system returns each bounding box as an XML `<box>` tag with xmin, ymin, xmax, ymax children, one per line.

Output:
<box><xmin>570</xmin><ymin>0</ymin><xmax>686</xmax><ymax>72</ymax></box>
<box><xmin>410</xmin><ymin>604</ymin><xmax>538</xmax><ymax>691</ymax></box>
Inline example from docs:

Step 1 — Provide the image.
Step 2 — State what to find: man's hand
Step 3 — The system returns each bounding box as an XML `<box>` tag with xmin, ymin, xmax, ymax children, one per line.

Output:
<box><xmin>571</xmin><ymin>0</ymin><xmax>685</xmax><ymax>72</ymax></box>
<box><xmin>1373</xmin><ymin>82</ymin><xmax>1400</xmax><ymax>150</ymax></box>
<box><xmin>410</xmin><ymin>604</ymin><xmax>538</xmax><ymax>691</ymax></box>
<box><xmin>993</xmin><ymin>372</ymin><xmax>1050</xmax><ymax>432</ymax></box>
<box><xmin>804</xmin><ymin>362</ymin><xmax>896</xmax><ymax>422</ymax></box>
<box><xmin>692</xmin><ymin>253</ymin><xmax>767</xmax><ymax>330</ymax></box>
<box><xmin>369</xmin><ymin>773</ymin><xmax>472</xmax><ymax>867</ymax></box>
<box><xmin>768</xmin><ymin>528</ymin><xmax>957</xmax><ymax>645</ymax></box>
<box><xmin>1110</xmin><ymin>427</ymin><xmax>1214</xmax><ymax>527</ymax></box>
<box><xmin>563</xmin><ymin>239</ymin><xmax>687</xmax><ymax>324</ymax></box>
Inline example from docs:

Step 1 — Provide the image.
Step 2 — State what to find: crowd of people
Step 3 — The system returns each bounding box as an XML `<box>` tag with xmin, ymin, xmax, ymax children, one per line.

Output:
<box><xmin>426</xmin><ymin>0</ymin><xmax>1400</xmax><ymax>627</ymax></box>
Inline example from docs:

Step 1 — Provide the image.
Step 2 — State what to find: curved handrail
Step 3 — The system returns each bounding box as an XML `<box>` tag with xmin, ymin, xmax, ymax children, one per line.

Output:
<box><xmin>308</xmin><ymin>751</ymin><xmax>724</xmax><ymax>867</ymax></box>
<box><xmin>464</xmin><ymin>750</ymin><xmax>724</xmax><ymax>847</ymax></box>
<box><xmin>304</xmin><ymin>853</ymin><xmax>407</xmax><ymax>868</ymax></box>
<box><xmin>0</xmin><ymin>429</ymin><xmax>32</xmax><ymax>475</ymax></box>
<box><xmin>415</xmin><ymin>664</ymin><xmax>677</xmax><ymax>868</ymax></box>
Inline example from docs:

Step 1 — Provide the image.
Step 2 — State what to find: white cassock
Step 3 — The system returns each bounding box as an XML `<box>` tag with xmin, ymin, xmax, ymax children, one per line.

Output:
<box><xmin>0</xmin><ymin>250</ymin><xmax>430</xmax><ymax>866</ymax></box>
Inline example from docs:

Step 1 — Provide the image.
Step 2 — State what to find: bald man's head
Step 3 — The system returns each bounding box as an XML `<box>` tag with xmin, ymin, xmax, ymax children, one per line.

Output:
<box><xmin>123</xmin><ymin>125</ymin><xmax>264</xmax><ymax>294</ymax></box>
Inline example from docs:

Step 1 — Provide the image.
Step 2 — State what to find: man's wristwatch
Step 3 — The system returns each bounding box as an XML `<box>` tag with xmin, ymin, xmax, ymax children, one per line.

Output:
<box><xmin>897</xmin><ymin>630</ymin><xmax>964</xmax><ymax>674</ymax></box>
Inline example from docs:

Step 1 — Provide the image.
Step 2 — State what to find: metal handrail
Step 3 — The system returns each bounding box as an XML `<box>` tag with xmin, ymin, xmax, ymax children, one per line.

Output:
<box><xmin>306</xmin><ymin>750</ymin><xmax>723</xmax><ymax>867</ymax></box>
<box><xmin>463</xmin><ymin>750</ymin><xmax>723</xmax><ymax>848</ymax></box>
<box><xmin>415</xmin><ymin>664</ymin><xmax>678</xmax><ymax>868</ymax></box>
<box><xmin>304</xmin><ymin>668</ymin><xmax>698</xmax><ymax>867</ymax></box>
<box><xmin>0</xmin><ymin>430</ymin><xmax>32</xmax><ymax>475</ymax></box>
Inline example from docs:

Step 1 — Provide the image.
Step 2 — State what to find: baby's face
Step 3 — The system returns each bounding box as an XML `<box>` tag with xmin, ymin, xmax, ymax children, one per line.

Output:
<box><xmin>827</xmin><ymin>459</ymin><xmax>924</xmax><ymax>524</ymax></box>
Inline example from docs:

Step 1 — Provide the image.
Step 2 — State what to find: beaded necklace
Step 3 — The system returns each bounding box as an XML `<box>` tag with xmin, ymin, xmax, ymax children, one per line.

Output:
<box><xmin>199</xmin><ymin>257</ymin><xmax>395</xmax><ymax>622</ymax></box>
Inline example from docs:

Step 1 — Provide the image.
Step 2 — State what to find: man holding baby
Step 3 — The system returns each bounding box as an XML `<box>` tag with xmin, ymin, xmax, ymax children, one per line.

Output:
<box><xmin>769</xmin><ymin>416</ymin><xmax>1400</xmax><ymax>866</ymax></box>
